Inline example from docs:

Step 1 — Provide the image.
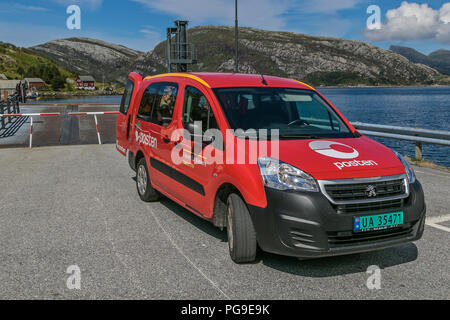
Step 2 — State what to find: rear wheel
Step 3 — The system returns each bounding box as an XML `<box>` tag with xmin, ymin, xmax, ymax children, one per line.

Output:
<box><xmin>136</xmin><ymin>158</ymin><xmax>160</xmax><ymax>202</ymax></box>
<box><xmin>226</xmin><ymin>193</ymin><xmax>257</xmax><ymax>263</ymax></box>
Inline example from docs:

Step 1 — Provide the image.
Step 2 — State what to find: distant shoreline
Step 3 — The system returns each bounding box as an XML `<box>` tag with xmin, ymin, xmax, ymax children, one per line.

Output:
<box><xmin>318</xmin><ymin>84</ymin><xmax>450</xmax><ymax>89</ymax></box>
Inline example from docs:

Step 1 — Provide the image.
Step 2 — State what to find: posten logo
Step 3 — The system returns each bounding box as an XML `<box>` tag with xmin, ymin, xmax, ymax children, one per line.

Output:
<box><xmin>309</xmin><ymin>141</ymin><xmax>359</xmax><ymax>159</ymax></box>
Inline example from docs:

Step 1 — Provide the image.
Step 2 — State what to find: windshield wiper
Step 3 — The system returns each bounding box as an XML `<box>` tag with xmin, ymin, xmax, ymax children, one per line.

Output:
<box><xmin>279</xmin><ymin>134</ymin><xmax>322</xmax><ymax>140</ymax></box>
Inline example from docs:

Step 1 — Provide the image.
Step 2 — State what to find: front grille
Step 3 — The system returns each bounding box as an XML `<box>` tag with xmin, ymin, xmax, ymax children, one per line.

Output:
<box><xmin>327</xmin><ymin>224</ymin><xmax>414</xmax><ymax>248</ymax></box>
<box><xmin>324</xmin><ymin>178</ymin><xmax>406</xmax><ymax>202</ymax></box>
<box><xmin>335</xmin><ymin>199</ymin><xmax>403</xmax><ymax>214</ymax></box>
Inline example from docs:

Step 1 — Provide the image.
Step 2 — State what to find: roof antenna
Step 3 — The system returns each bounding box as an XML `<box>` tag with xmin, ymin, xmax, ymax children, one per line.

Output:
<box><xmin>261</xmin><ymin>74</ymin><xmax>268</xmax><ymax>85</ymax></box>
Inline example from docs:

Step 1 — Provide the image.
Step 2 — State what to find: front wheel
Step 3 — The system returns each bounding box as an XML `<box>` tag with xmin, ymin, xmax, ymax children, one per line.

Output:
<box><xmin>226</xmin><ymin>193</ymin><xmax>257</xmax><ymax>263</ymax></box>
<box><xmin>136</xmin><ymin>158</ymin><xmax>160</xmax><ymax>202</ymax></box>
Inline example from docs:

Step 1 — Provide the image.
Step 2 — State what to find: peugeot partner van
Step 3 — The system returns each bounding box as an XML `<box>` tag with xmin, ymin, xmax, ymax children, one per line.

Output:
<box><xmin>116</xmin><ymin>72</ymin><xmax>426</xmax><ymax>263</ymax></box>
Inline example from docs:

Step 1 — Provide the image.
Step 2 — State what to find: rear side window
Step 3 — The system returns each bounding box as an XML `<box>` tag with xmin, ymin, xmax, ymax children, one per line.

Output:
<box><xmin>138</xmin><ymin>82</ymin><xmax>178</xmax><ymax>127</ymax></box>
<box><xmin>138</xmin><ymin>84</ymin><xmax>158</xmax><ymax>117</ymax></box>
<box><xmin>182</xmin><ymin>86</ymin><xmax>218</xmax><ymax>133</ymax></box>
<box><xmin>119</xmin><ymin>80</ymin><xmax>134</xmax><ymax>114</ymax></box>
<box><xmin>154</xmin><ymin>84</ymin><xmax>178</xmax><ymax>127</ymax></box>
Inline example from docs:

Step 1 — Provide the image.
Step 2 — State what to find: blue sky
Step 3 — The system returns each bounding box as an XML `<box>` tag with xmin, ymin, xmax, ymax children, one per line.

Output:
<box><xmin>0</xmin><ymin>0</ymin><xmax>448</xmax><ymax>54</ymax></box>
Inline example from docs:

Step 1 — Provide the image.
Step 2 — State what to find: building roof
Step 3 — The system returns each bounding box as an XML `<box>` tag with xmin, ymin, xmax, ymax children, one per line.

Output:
<box><xmin>0</xmin><ymin>74</ymin><xmax>7</xmax><ymax>80</ymax></box>
<box><xmin>79</xmin><ymin>75</ymin><xmax>95</xmax><ymax>82</ymax></box>
<box><xmin>0</xmin><ymin>80</ymin><xmax>21</xmax><ymax>90</ymax></box>
<box><xmin>144</xmin><ymin>72</ymin><xmax>314</xmax><ymax>90</ymax></box>
<box><xmin>24</xmin><ymin>78</ymin><xmax>45</xmax><ymax>83</ymax></box>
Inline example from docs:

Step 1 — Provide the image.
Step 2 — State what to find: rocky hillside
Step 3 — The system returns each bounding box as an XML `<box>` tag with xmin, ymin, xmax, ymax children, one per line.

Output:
<box><xmin>29</xmin><ymin>26</ymin><xmax>442</xmax><ymax>86</ymax></box>
<box><xmin>30</xmin><ymin>38</ymin><xmax>143</xmax><ymax>83</ymax></box>
<box><xmin>391</xmin><ymin>46</ymin><xmax>450</xmax><ymax>75</ymax></box>
<box><xmin>0</xmin><ymin>42</ymin><xmax>73</xmax><ymax>80</ymax></box>
<box><xmin>168</xmin><ymin>26</ymin><xmax>439</xmax><ymax>86</ymax></box>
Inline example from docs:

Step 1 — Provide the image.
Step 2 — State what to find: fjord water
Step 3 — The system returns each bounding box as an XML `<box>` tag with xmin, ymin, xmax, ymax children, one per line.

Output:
<box><xmin>37</xmin><ymin>87</ymin><xmax>450</xmax><ymax>166</ymax></box>
<box><xmin>321</xmin><ymin>87</ymin><xmax>450</xmax><ymax>167</ymax></box>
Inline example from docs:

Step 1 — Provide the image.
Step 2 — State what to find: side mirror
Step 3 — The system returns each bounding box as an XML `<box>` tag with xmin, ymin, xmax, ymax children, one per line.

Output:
<box><xmin>186</xmin><ymin>122</ymin><xmax>201</xmax><ymax>135</ymax></box>
<box><xmin>185</xmin><ymin>122</ymin><xmax>214</xmax><ymax>144</ymax></box>
<box><xmin>137</xmin><ymin>114</ymin><xmax>152</xmax><ymax>122</ymax></box>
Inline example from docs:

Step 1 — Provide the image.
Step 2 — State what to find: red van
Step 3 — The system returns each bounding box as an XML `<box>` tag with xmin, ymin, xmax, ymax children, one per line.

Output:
<box><xmin>116</xmin><ymin>72</ymin><xmax>426</xmax><ymax>263</ymax></box>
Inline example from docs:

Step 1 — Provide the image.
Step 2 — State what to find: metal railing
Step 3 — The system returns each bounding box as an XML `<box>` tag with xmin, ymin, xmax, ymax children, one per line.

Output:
<box><xmin>351</xmin><ymin>122</ymin><xmax>450</xmax><ymax>160</ymax></box>
<box><xmin>0</xmin><ymin>94</ymin><xmax>20</xmax><ymax>130</ymax></box>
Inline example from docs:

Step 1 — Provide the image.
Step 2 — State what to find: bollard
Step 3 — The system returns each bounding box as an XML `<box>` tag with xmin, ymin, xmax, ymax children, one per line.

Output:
<box><xmin>94</xmin><ymin>114</ymin><xmax>102</xmax><ymax>145</ymax></box>
<box><xmin>415</xmin><ymin>142</ymin><xmax>423</xmax><ymax>161</ymax></box>
<box><xmin>29</xmin><ymin>117</ymin><xmax>33</xmax><ymax>148</ymax></box>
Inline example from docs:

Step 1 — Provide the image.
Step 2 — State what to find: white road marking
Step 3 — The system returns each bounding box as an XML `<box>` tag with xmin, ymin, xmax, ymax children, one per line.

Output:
<box><xmin>426</xmin><ymin>214</ymin><xmax>450</xmax><ymax>233</ymax></box>
<box><xmin>415</xmin><ymin>170</ymin><xmax>450</xmax><ymax>179</ymax></box>
<box><xmin>426</xmin><ymin>214</ymin><xmax>450</xmax><ymax>224</ymax></box>
<box><xmin>146</xmin><ymin>206</ymin><xmax>231</xmax><ymax>299</ymax></box>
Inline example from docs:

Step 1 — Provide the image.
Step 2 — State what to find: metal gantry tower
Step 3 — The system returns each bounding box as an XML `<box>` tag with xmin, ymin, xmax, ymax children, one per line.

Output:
<box><xmin>166</xmin><ymin>20</ymin><xmax>197</xmax><ymax>72</ymax></box>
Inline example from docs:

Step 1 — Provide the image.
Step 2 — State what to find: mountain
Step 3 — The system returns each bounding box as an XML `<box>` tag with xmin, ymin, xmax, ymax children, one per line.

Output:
<box><xmin>161</xmin><ymin>26</ymin><xmax>440</xmax><ymax>86</ymax></box>
<box><xmin>0</xmin><ymin>42</ymin><xmax>73</xmax><ymax>82</ymax></box>
<box><xmin>29</xmin><ymin>26</ymin><xmax>442</xmax><ymax>86</ymax></box>
<box><xmin>390</xmin><ymin>45</ymin><xmax>450</xmax><ymax>75</ymax></box>
<box><xmin>30</xmin><ymin>38</ymin><xmax>146</xmax><ymax>83</ymax></box>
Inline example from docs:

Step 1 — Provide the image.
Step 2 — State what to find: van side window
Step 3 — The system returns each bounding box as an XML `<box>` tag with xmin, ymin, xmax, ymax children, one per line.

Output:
<box><xmin>119</xmin><ymin>80</ymin><xmax>134</xmax><ymax>114</ymax></box>
<box><xmin>182</xmin><ymin>86</ymin><xmax>218</xmax><ymax>133</ymax></box>
<box><xmin>138</xmin><ymin>83</ymin><xmax>158</xmax><ymax>119</ymax></box>
<box><xmin>153</xmin><ymin>83</ymin><xmax>178</xmax><ymax>127</ymax></box>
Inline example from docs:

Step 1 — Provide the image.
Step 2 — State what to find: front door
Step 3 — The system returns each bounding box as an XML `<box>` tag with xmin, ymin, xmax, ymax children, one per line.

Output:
<box><xmin>174</xmin><ymin>84</ymin><xmax>223</xmax><ymax>217</ymax></box>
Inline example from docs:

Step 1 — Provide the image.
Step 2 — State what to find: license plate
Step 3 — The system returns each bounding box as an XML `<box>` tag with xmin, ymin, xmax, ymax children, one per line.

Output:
<box><xmin>354</xmin><ymin>212</ymin><xmax>404</xmax><ymax>232</ymax></box>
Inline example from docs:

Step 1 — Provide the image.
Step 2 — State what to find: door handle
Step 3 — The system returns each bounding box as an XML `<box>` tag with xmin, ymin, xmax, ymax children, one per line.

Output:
<box><xmin>162</xmin><ymin>137</ymin><xmax>171</xmax><ymax>144</ymax></box>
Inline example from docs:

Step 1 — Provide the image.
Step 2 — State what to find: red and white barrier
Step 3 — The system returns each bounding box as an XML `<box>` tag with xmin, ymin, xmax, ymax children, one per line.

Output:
<box><xmin>1</xmin><ymin>111</ymin><xmax>118</xmax><ymax>148</ymax></box>
<box><xmin>1</xmin><ymin>113</ymin><xmax>60</xmax><ymax>148</ymax></box>
<box><xmin>0</xmin><ymin>113</ymin><xmax>60</xmax><ymax>117</ymax></box>
<box><xmin>68</xmin><ymin>112</ymin><xmax>120</xmax><ymax>116</ymax></box>
<box><xmin>68</xmin><ymin>111</ymin><xmax>119</xmax><ymax>145</ymax></box>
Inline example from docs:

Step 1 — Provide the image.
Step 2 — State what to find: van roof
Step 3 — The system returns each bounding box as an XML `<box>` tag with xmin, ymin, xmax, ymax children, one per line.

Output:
<box><xmin>144</xmin><ymin>72</ymin><xmax>315</xmax><ymax>90</ymax></box>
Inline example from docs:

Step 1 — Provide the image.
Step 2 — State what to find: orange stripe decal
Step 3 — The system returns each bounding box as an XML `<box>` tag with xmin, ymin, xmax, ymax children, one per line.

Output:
<box><xmin>144</xmin><ymin>73</ymin><xmax>211</xmax><ymax>88</ymax></box>
<box><xmin>289</xmin><ymin>79</ymin><xmax>315</xmax><ymax>90</ymax></box>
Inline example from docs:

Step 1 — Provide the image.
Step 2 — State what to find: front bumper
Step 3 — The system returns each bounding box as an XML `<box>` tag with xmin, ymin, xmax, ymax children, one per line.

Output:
<box><xmin>247</xmin><ymin>179</ymin><xmax>426</xmax><ymax>258</ymax></box>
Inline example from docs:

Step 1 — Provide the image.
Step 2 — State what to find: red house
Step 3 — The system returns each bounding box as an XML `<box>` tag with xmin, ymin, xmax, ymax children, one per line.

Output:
<box><xmin>76</xmin><ymin>75</ymin><xmax>95</xmax><ymax>90</ymax></box>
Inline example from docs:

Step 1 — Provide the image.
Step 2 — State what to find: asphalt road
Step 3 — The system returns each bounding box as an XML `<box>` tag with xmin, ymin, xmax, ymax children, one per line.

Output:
<box><xmin>0</xmin><ymin>145</ymin><xmax>448</xmax><ymax>299</ymax></box>
<box><xmin>0</xmin><ymin>105</ymin><xmax>118</xmax><ymax>148</ymax></box>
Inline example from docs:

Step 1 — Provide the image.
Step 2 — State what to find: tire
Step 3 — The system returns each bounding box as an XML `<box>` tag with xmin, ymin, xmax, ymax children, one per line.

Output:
<box><xmin>226</xmin><ymin>193</ymin><xmax>257</xmax><ymax>263</ymax></box>
<box><xmin>136</xmin><ymin>157</ymin><xmax>160</xmax><ymax>202</ymax></box>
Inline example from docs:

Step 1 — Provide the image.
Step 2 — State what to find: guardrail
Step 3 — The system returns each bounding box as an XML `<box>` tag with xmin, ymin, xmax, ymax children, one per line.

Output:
<box><xmin>352</xmin><ymin>122</ymin><xmax>450</xmax><ymax>160</ymax></box>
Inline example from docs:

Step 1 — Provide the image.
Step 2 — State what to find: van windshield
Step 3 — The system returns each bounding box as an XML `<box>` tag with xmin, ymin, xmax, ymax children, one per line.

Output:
<box><xmin>213</xmin><ymin>87</ymin><xmax>354</xmax><ymax>139</ymax></box>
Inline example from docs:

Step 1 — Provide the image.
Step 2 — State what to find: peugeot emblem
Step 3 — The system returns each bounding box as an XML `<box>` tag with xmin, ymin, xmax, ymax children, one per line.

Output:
<box><xmin>365</xmin><ymin>185</ymin><xmax>377</xmax><ymax>198</ymax></box>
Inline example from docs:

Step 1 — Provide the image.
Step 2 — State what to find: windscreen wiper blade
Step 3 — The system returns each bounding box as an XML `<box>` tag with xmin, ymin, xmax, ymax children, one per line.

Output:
<box><xmin>278</xmin><ymin>134</ymin><xmax>322</xmax><ymax>140</ymax></box>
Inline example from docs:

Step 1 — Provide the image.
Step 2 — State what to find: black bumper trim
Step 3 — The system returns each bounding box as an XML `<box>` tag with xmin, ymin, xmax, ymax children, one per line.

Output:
<box><xmin>247</xmin><ymin>179</ymin><xmax>426</xmax><ymax>258</ymax></box>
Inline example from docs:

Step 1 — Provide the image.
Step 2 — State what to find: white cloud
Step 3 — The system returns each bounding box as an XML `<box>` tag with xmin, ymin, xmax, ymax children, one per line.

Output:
<box><xmin>131</xmin><ymin>0</ymin><xmax>291</xmax><ymax>29</ymax></box>
<box><xmin>364</xmin><ymin>1</ymin><xmax>450</xmax><ymax>44</ymax></box>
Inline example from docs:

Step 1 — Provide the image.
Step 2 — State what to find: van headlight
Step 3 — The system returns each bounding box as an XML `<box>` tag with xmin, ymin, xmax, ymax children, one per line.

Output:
<box><xmin>257</xmin><ymin>157</ymin><xmax>319</xmax><ymax>192</ymax></box>
<box><xmin>393</xmin><ymin>150</ymin><xmax>416</xmax><ymax>184</ymax></box>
